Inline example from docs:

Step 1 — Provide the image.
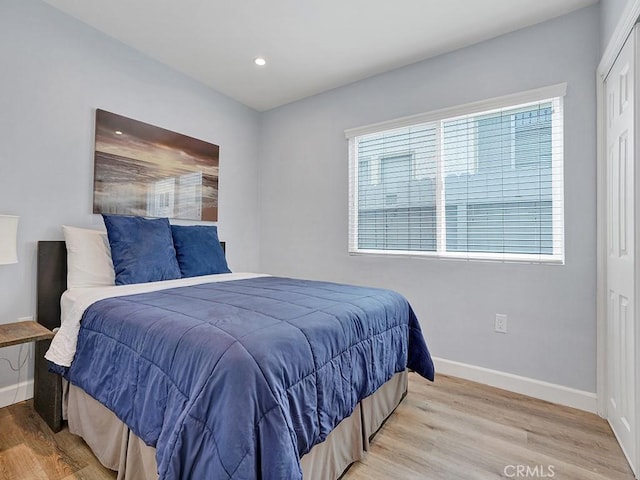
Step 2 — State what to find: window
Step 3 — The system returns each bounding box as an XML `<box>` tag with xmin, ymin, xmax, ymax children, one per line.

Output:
<box><xmin>347</xmin><ymin>84</ymin><xmax>565</xmax><ymax>263</ymax></box>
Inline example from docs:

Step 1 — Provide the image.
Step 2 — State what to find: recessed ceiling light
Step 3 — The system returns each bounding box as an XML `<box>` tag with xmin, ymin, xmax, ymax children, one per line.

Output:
<box><xmin>254</xmin><ymin>57</ymin><xmax>266</xmax><ymax>67</ymax></box>
<box><xmin>115</xmin><ymin>130</ymin><xmax>123</xmax><ymax>135</ymax></box>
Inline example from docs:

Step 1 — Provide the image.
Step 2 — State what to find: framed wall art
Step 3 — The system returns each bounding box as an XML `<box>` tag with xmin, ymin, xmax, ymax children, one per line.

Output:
<box><xmin>93</xmin><ymin>109</ymin><xmax>219</xmax><ymax>221</ymax></box>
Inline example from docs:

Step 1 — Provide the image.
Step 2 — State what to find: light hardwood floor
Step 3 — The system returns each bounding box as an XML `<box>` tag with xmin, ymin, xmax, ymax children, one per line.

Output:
<box><xmin>0</xmin><ymin>374</ymin><xmax>634</xmax><ymax>479</ymax></box>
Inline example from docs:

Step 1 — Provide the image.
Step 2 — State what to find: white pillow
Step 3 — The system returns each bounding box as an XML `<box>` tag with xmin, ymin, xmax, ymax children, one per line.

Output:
<box><xmin>63</xmin><ymin>225</ymin><xmax>115</xmax><ymax>288</ymax></box>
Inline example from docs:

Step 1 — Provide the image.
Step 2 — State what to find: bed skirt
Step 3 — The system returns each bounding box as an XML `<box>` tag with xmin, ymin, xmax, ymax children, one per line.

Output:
<box><xmin>66</xmin><ymin>370</ymin><xmax>408</xmax><ymax>480</ymax></box>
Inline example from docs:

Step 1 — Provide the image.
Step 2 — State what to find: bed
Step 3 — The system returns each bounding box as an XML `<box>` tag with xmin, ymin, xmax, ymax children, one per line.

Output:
<box><xmin>35</xmin><ymin>220</ymin><xmax>434</xmax><ymax>480</ymax></box>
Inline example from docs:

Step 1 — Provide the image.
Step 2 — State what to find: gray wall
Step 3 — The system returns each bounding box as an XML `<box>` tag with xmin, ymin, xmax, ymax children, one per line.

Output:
<box><xmin>0</xmin><ymin>0</ymin><xmax>260</xmax><ymax>392</ymax></box>
<box><xmin>0</xmin><ymin>1</ymin><xmax>602</xmax><ymax>399</ymax></box>
<box><xmin>601</xmin><ymin>0</ymin><xmax>631</xmax><ymax>53</ymax></box>
<box><xmin>258</xmin><ymin>6</ymin><xmax>600</xmax><ymax>392</ymax></box>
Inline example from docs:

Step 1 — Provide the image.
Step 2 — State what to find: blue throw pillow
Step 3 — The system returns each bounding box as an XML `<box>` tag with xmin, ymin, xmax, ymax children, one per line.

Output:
<box><xmin>102</xmin><ymin>214</ymin><xmax>181</xmax><ymax>285</ymax></box>
<box><xmin>171</xmin><ymin>225</ymin><xmax>230</xmax><ymax>278</ymax></box>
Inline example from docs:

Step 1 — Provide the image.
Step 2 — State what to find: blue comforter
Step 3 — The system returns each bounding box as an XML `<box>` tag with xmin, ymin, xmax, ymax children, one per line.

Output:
<box><xmin>64</xmin><ymin>277</ymin><xmax>434</xmax><ymax>479</ymax></box>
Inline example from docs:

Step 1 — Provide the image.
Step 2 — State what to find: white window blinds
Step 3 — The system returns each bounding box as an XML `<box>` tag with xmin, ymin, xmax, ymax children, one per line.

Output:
<box><xmin>346</xmin><ymin>84</ymin><xmax>565</xmax><ymax>263</ymax></box>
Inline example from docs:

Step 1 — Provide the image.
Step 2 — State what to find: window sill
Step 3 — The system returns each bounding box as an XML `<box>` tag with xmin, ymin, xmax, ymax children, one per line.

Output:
<box><xmin>348</xmin><ymin>249</ymin><xmax>564</xmax><ymax>265</ymax></box>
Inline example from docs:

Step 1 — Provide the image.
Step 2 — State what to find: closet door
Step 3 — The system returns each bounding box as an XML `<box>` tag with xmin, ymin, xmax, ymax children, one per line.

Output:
<box><xmin>605</xmin><ymin>25</ymin><xmax>637</xmax><ymax>476</ymax></box>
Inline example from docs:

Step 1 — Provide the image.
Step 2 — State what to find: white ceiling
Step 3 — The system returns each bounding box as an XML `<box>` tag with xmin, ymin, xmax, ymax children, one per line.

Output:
<box><xmin>43</xmin><ymin>0</ymin><xmax>597</xmax><ymax>111</ymax></box>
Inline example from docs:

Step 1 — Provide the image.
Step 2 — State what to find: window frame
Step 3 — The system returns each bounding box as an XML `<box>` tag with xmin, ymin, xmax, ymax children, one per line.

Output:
<box><xmin>346</xmin><ymin>83</ymin><xmax>566</xmax><ymax>264</ymax></box>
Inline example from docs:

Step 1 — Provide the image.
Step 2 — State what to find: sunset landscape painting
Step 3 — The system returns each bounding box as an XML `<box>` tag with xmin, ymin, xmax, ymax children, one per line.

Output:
<box><xmin>93</xmin><ymin>109</ymin><xmax>219</xmax><ymax>221</ymax></box>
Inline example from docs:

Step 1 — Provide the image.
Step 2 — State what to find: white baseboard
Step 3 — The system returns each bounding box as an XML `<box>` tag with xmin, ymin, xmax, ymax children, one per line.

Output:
<box><xmin>0</xmin><ymin>379</ymin><xmax>33</xmax><ymax>409</ymax></box>
<box><xmin>433</xmin><ymin>357</ymin><xmax>598</xmax><ymax>413</ymax></box>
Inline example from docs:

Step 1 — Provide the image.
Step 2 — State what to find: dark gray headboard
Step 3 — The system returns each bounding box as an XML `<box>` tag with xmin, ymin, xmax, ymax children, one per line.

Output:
<box><xmin>35</xmin><ymin>240</ymin><xmax>67</xmax><ymax>432</ymax></box>
<box><xmin>37</xmin><ymin>241</ymin><xmax>67</xmax><ymax>330</ymax></box>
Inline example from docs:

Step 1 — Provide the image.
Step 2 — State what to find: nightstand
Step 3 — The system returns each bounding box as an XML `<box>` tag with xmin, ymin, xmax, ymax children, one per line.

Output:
<box><xmin>0</xmin><ymin>321</ymin><xmax>54</xmax><ymax>348</ymax></box>
<box><xmin>0</xmin><ymin>321</ymin><xmax>60</xmax><ymax>431</ymax></box>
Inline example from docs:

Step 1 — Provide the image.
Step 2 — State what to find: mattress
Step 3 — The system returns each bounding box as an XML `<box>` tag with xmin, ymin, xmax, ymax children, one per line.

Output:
<box><xmin>48</xmin><ymin>274</ymin><xmax>433</xmax><ymax>479</ymax></box>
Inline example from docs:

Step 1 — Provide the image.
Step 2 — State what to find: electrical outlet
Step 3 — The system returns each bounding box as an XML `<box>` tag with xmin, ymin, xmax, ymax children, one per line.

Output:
<box><xmin>495</xmin><ymin>314</ymin><xmax>508</xmax><ymax>333</ymax></box>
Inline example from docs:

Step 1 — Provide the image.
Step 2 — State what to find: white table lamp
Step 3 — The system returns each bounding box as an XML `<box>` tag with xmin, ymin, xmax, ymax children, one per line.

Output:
<box><xmin>0</xmin><ymin>215</ymin><xmax>19</xmax><ymax>265</ymax></box>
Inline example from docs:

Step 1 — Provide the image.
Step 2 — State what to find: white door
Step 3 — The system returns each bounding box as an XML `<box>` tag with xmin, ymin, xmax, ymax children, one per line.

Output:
<box><xmin>605</xmin><ymin>25</ymin><xmax>638</xmax><ymax>477</ymax></box>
